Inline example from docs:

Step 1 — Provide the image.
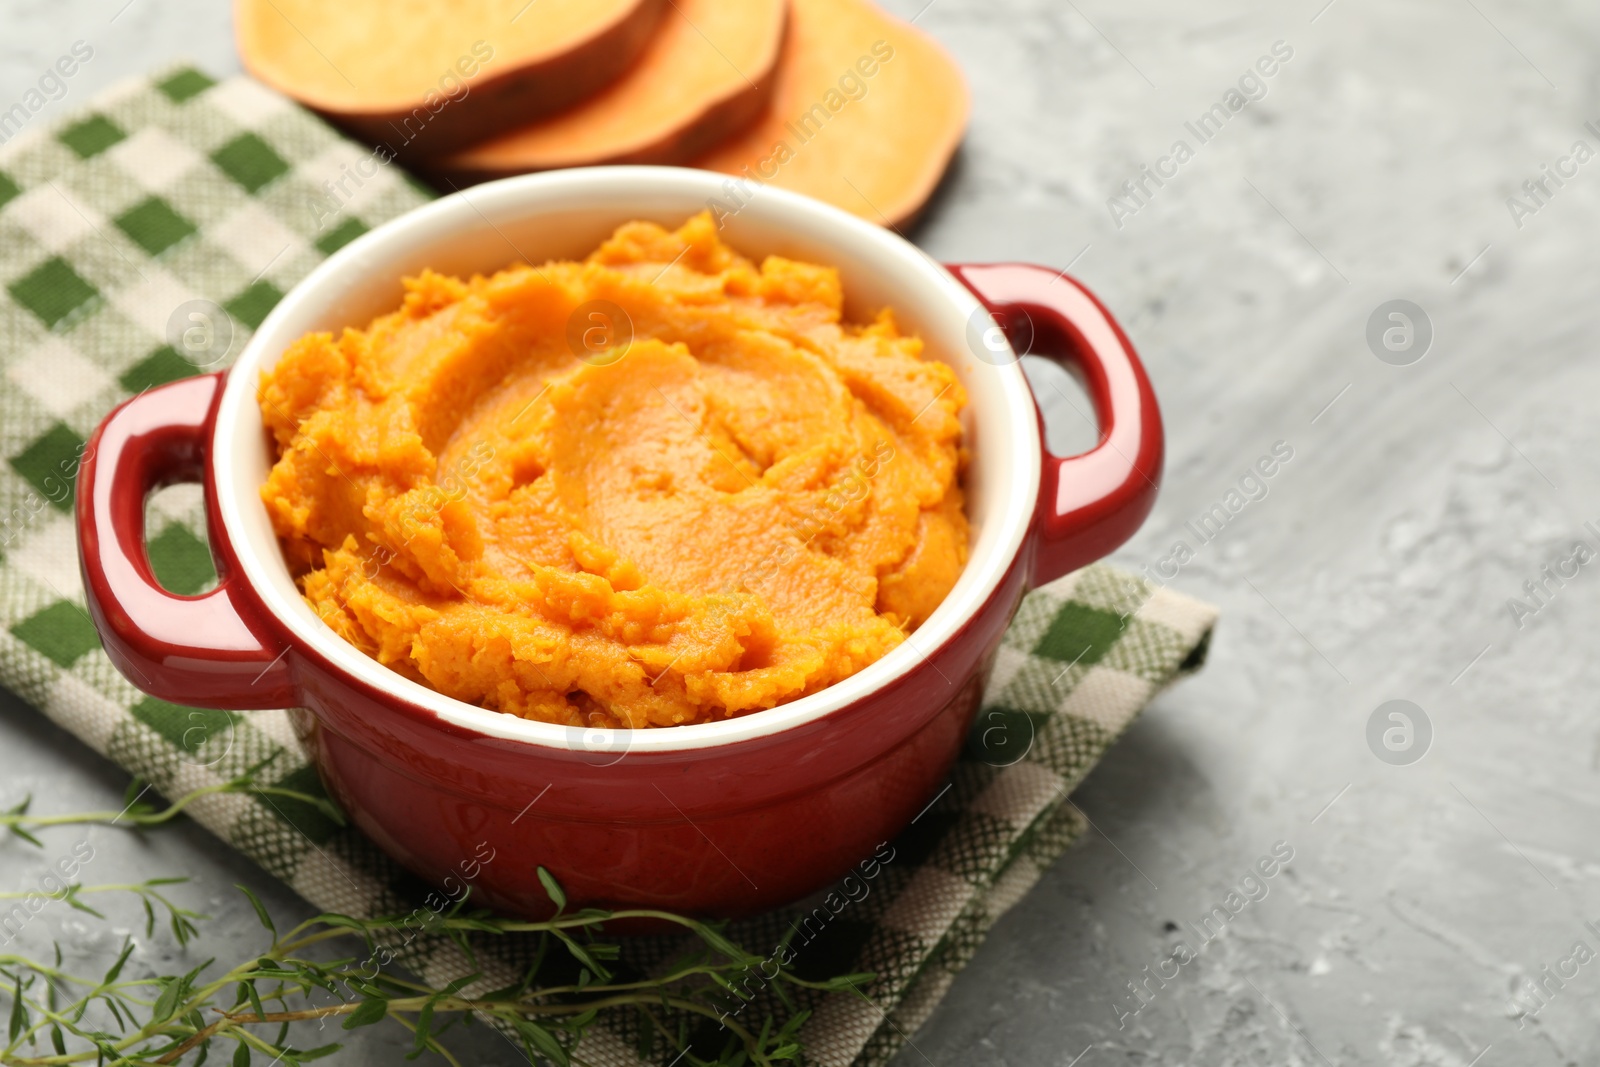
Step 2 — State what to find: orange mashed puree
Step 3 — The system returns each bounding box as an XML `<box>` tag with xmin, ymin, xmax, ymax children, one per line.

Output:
<box><xmin>259</xmin><ymin>213</ymin><xmax>968</xmax><ymax>728</ymax></box>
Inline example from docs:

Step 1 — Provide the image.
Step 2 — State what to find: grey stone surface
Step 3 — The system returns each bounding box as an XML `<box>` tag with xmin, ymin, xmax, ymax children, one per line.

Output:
<box><xmin>4</xmin><ymin>1</ymin><xmax>1599</xmax><ymax>1064</ymax></box>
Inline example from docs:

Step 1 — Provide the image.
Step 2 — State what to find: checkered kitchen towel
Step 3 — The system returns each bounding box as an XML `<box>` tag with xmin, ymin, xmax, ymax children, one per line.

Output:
<box><xmin>0</xmin><ymin>67</ymin><xmax>1218</xmax><ymax>1067</ymax></box>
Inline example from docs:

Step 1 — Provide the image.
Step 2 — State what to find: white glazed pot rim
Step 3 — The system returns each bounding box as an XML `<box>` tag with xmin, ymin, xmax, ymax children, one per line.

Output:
<box><xmin>212</xmin><ymin>167</ymin><xmax>1041</xmax><ymax>754</ymax></box>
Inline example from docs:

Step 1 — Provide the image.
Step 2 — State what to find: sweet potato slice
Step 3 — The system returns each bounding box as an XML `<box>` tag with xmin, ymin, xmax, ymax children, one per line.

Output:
<box><xmin>234</xmin><ymin>0</ymin><xmax>665</xmax><ymax>156</ymax></box>
<box><xmin>692</xmin><ymin>0</ymin><xmax>969</xmax><ymax>228</ymax></box>
<box><xmin>432</xmin><ymin>0</ymin><xmax>789</xmax><ymax>178</ymax></box>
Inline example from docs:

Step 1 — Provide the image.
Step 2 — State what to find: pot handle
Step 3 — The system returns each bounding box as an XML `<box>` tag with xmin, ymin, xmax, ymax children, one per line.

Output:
<box><xmin>946</xmin><ymin>263</ymin><xmax>1163</xmax><ymax>588</ymax></box>
<box><xmin>77</xmin><ymin>373</ymin><xmax>296</xmax><ymax>709</ymax></box>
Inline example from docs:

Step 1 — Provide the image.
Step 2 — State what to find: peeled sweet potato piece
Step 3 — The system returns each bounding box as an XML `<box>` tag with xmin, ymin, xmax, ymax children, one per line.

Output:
<box><xmin>692</xmin><ymin>0</ymin><xmax>969</xmax><ymax>228</ymax></box>
<box><xmin>234</xmin><ymin>0</ymin><xmax>665</xmax><ymax>156</ymax></box>
<box><xmin>432</xmin><ymin>0</ymin><xmax>789</xmax><ymax>177</ymax></box>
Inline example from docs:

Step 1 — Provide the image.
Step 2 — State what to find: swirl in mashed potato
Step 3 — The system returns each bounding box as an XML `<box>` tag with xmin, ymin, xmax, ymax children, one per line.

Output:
<box><xmin>259</xmin><ymin>213</ymin><xmax>967</xmax><ymax>728</ymax></box>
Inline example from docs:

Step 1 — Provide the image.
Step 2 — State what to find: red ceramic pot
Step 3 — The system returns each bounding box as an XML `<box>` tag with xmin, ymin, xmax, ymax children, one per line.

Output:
<box><xmin>77</xmin><ymin>169</ymin><xmax>1161</xmax><ymax>919</ymax></box>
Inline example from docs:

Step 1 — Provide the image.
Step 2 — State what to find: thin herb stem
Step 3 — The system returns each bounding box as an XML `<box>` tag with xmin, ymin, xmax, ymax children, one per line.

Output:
<box><xmin>0</xmin><ymin>785</ymin><xmax>338</xmax><ymax>838</ymax></box>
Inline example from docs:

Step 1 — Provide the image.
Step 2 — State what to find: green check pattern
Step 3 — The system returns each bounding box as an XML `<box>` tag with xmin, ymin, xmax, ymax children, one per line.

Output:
<box><xmin>0</xmin><ymin>68</ymin><xmax>1219</xmax><ymax>1067</ymax></box>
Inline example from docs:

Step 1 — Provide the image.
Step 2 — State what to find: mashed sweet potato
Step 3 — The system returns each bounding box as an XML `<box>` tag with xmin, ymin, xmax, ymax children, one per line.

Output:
<box><xmin>259</xmin><ymin>213</ymin><xmax>968</xmax><ymax>728</ymax></box>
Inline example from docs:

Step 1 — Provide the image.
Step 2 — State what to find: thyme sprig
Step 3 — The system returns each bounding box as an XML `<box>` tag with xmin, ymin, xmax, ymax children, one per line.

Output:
<box><xmin>0</xmin><ymin>881</ymin><xmax>203</xmax><ymax>949</ymax></box>
<box><xmin>1</xmin><ymin>765</ymin><xmax>344</xmax><ymax>847</ymax></box>
<box><xmin>0</xmin><ymin>779</ymin><xmax>868</xmax><ymax>1066</ymax></box>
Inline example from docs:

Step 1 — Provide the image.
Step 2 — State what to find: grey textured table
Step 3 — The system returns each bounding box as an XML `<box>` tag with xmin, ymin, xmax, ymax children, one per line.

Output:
<box><xmin>4</xmin><ymin>1</ymin><xmax>1599</xmax><ymax>1064</ymax></box>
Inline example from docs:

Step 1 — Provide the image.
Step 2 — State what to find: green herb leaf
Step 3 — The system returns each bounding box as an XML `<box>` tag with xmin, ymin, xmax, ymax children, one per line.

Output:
<box><xmin>293</xmin><ymin>1043</ymin><xmax>342</xmax><ymax>1060</ymax></box>
<box><xmin>11</xmin><ymin>827</ymin><xmax>44</xmax><ymax>847</ymax></box>
<box><xmin>692</xmin><ymin>921</ymin><xmax>754</xmax><ymax>963</ymax></box>
<box><xmin>102</xmin><ymin>941</ymin><xmax>135</xmax><ymax>985</ymax></box>
<box><xmin>411</xmin><ymin>999</ymin><xmax>437</xmax><ymax>1057</ymax></box>
<box><xmin>118</xmin><ymin>777</ymin><xmax>158</xmax><ymax>821</ymax></box>
<box><xmin>233</xmin><ymin>1039</ymin><xmax>251</xmax><ymax>1067</ymax></box>
<box><xmin>150</xmin><ymin>978</ymin><xmax>182</xmax><ymax>1023</ymax></box>
<box><xmin>551</xmin><ymin>930</ymin><xmax>610</xmax><ymax>980</ymax></box>
<box><xmin>63</xmin><ymin>885</ymin><xmax>106</xmax><ymax>919</ymax></box>
<box><xmin>311</xmin><ymin>912</ymin><xmax>368</xmax><ymax>934</ymax></box>
<box><xmin>237</xmin><ymin>885</ymin><xmax>276</xmax><ymax>937</ymax></box>
<box><xmin>536</xmin><ymin>866</ymin><xmax>567</xmax><ymax>911</ymax></box>
<box><xmin>513</xmin><ymin>1019</ymin><xmax>569</xmax><ymax>1066</ymax></box>
<box><xmin>172</xmin><ymin>908</ymin><xmax>201</xmax><ymax>948</ymax></box>
<box><xmin>242</xmin><ymin>980</ymin><xmax>266</xmax><ymax>1023</ymax></box>
<box><xmin>9</xmin><ymin>975</ymin><xmax>28</xmax><ymax>1042</ymax></box>
<box><xmin>341</xmin><ymin>997</ymin><xmax>388</xmax><ymax>1030</ymax></box>
<box><xmin>436</xmin><ymin>973</ymin><xmax>480</xmax><ymax>998</ymax></box>
<box><xmin>826</xmin><ymin>971</ymin><xmax>877</xmax><ymax>994</ymax></box>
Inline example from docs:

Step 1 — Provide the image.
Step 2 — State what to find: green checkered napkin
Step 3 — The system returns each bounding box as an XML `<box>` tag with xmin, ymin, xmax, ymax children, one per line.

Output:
<box><xmin>0</xmin><ymin>67</ymin><xmax>1218</xmax><ymax>1067</ymax></box>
